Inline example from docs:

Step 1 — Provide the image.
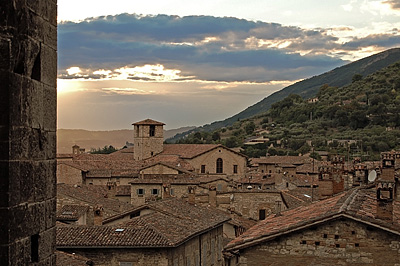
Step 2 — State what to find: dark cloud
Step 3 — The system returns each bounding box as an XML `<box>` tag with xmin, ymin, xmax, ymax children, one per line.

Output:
<box><xmin>342</xmin><ymin>34</ymin><xmax>400</xmax><ymax>49</ymax></box>
<box><xmin>58</xmin><ymin>13</ymin><xmax>399</xmax><ymax>83</ymax></box>
<box><xmin>384</xmin><ymin>0</ymin><xmax>400</xmax><ymax>9</ymax></box>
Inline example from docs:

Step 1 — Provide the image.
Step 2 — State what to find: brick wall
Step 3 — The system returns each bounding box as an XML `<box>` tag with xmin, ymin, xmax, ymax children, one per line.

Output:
<box><xmin>0</xmin><ymin>1</ymin><xmax>57</xmax><ymax>264</ymax></box>
<box><xmin>229</xmin><ymin>218</ymin><xmax>400</xmax><ymax>265</ymax></box>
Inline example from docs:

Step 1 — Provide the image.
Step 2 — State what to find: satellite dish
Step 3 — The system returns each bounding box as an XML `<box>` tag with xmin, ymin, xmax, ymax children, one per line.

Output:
<box><xmin>368</xmin><ymin>170</ymin><xmax>377</xmax><ymax>183</ymax></box>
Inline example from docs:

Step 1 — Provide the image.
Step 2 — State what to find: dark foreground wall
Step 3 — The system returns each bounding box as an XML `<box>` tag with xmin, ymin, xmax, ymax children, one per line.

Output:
<box><xmin>0</xmin><ymin>0</ymin><xmax>57</xmax><ymax>264</ymax></box>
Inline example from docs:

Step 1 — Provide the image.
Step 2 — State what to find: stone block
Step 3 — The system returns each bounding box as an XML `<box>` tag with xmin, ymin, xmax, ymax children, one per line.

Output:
<box><xmin>8</xmin><ymin>160</ymin><xmax>21</xmax><ymax>206</ymax></box>
<box><xmin>9</xmin><ymin>127</ymin><xmax>29</xmax><ymax>160</ymax></box>
<box><xmin>43</xmin><ymin>22</ymin><xmax>57</xmax><ymax>50</ymax></box>
<box><xmin>0</xmin><ymin>162</ymin><xmax>10</xmax><ymax>207</ymax></box>
<box><xmin>45</xmin><ymin>198</ymin><xmax>56</xmax><ymax>230</ymax></box>
<box><xmin>19</xmin><ymin>161</ymin><xmax>35</xmax><ymax>203</ymax></box>
<box><xmin>0</xmin><ymin>37</ymin><xmax>11</xmax><ymax>70</ymax></box>
<box><xmin>30</xmin><ymin>80</ymin><xmax>44</xmax><ymax>129</ymax></box>
<box><xmin>8</xmin><ymin>74</ymin><xmax>23</xmax><ymax>127</ymax></box>
<box><xmin>0</xmin><ymin>244</ymin><xmax>10</xmax><ymax>265</ymax></box>
<box><xmin>39</xmin><ymin>228</ymin><xmax>55</xmax><ymax>260</ymax></box>
<box><xmin>0</xmin><ymin>208</ymin><xmax>10</xmax><ymax>244</ymax></box>
<box><xmin>43</xmin><ymin>84</ymin><xmax>57</xmax><ymax>131</ymax></box>
<box><xmin>40</xmin><ymin>44</ymin><xmax>57</xmax><ymax>87</ymax></box>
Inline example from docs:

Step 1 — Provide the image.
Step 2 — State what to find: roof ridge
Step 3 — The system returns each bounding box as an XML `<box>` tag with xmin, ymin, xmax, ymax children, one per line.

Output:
<box><xmin>339</xmin><ymin>188</ymin><xmax>359</xmax><ymax>213</ymax></box>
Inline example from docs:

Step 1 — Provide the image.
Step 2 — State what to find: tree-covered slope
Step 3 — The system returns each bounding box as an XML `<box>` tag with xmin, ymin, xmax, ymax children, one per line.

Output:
<box><xmin>195</xmin><ymin>48</ymin><xmax>400</xmax><ymax>133</ymax></box>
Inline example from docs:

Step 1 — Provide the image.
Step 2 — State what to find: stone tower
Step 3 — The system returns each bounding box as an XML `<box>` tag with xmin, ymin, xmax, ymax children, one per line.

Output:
<box><xmin>0</xmin><ymin>1</ymin><xmax>57</xmax><ymax>265</ymax></box>
<box><xmin>133</xmin><ymin>119</ymin><xmax>165</xmax><ymax>160</ymax></box>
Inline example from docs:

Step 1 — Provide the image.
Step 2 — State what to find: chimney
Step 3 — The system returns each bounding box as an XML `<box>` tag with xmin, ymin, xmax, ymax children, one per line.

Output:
<box><xmin>376</xmin><ymin>152</ymin><xmax>396</xmax><ymax>221</ymax></box>
<box><xmin>163</xmin><ymin>184</ymin><xmax>171</xmax><ymax>199</ymax></box>
<box><xmin>93</xmin><ymin>206</ymin><xmax>104</xmax><ymax>225</ymax></box>
<box><xmin>188</xmin><ymin>186</ymin><xmax>195</xmax><ymax>204</ymax></box>
<box><xmin>106</xmin><ymin>181</ymin><xmax>117</xmax><ymax>199</ymax></box>
<box><xmin>208</xmin><ymin>186</ymin><xmax>217</xmax><ymax>207</ymax></box>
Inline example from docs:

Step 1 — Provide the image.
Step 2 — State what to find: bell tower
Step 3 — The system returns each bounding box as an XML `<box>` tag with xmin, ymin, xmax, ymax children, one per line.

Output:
<box><xmin>133</xmin><ymin>119</ymin><xmax>165</xmax><ymax>160</ymax></box>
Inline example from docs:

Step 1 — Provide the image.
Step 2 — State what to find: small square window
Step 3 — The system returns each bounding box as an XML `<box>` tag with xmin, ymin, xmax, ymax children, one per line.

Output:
<box><xmin>301</xmin><ymin>240</ymin><xmax>306</xmax><ymax>245</ymax></box>
<box><xmin>151</xmin><ymin>189</ymin><xmax>159</xmax><ymax>195</ymax></box>
<box><xmin>137</xmin><ymin>188</ymin><xmax>144</xmax><ymax>196</ymax></box>
<box><xmin>355</xmin><ymin>243</ymin><xmax>359</xmax><ymax>247</ymax></box>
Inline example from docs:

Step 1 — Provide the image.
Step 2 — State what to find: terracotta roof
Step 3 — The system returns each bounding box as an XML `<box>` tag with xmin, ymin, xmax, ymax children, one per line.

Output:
<box><xmin>252</xmin><ymin>156</ymin><xmax>311</xmax><ymax>165</ymax></box>
<box><xmin>161</xmin><ymin>144</ymin><xmax>246</xmax><ymax>159</ymax></box>
<box><xmin>57</xmin><ymin>198</ymin><xmax>230</xmax><ymax>248</ymax></box>
<box><xmin>57</xmin><ymin>205</ymin><xmax>89</xmax><ymax>221</ymax></box>
<box><xmin>280</xmin><ymin>188</ymin><xmax>317</xmax><ymax>209</ymax></box>
<box><xmin>225</xmin><ymin>186</ymin><xmax>400</xmax><ymax>252</ymax></box>
<box><xmin>132</xmin><ymin>119</ymin><xmax>165</xmax><ymax>126</ymax></box>
<box><xmin>57</xmin><ymin>184</ymin><xmax>135</xmax><ymax>217</ymax></box>
<box><xmin>56</xmin><ymin>250</ymin><xmax>93</xmax><ymax>266</ymax></box>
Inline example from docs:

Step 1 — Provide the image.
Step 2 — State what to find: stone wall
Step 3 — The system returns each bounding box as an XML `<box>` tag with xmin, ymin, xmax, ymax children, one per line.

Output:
<box><xmin>218</xmin><ymin>191</ymin><xmax>285</xmax><ymax>221</ymax></box>
<box><xmin>189</xmin><ymin>147</ymin><xmax>247</xmax><ymax>177</ymax></box>
<box><xmin>229</xmin><ymin>218</ymin><xmax>400</xmax><ymax>265</ymax></box>
<box><xmin>0</xmin><ymin>1</ymin><xmax>57</xmax><ymax>265</ymax></box>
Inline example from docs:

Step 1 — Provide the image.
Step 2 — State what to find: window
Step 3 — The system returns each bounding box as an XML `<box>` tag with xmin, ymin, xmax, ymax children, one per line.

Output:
<box><xmin>259</xmin><ymin>209</ymin><xmax>266</xmax><ymax>220</ymax></box>
<box><xmin>216</xmin><ymin>158</ymin><xmax>223</xmax><ymax>173</ymax></box>
<box><xmin>233</xmin><ymin>164</ymin><xmax>238</xmax><ymax>174</ymax></box>
<box><xmin>149</xmin><ymin>125</ymin><xmax>155</xmax><ymax>136</ymax></box>
<box><xmin>170</xmin><ymin>188</ymin><xmax>174</xmax><ymax>195</ymax></box>
<box><xmin>151</xmin><ymin>188</ymin><xmax>159</xmax><ymax>195</ymax></box>
<box><xmin>136</xmin><ymin>125</ymin><xmax>140</xmax><ymax>136</ymax></box>
<box><xmin>201</xmin><ymin>165</ymin><xmax>206</xmax><ymax>173</ymax></box>
<box><xmin>137</xmin><ymin>188</ymin><xmax>144</xmax><ymax>196</ymax></box>
<box><xmin>217</xmin><ymin>184</ymin><xmax>222</xmax><ymax>191</ymax></box>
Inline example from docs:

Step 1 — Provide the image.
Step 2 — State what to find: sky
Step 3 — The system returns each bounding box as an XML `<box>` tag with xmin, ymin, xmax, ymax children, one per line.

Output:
<box><xmin>57</xmin><ymin>0</ymin><xmax>400</xmax><ymax>130</ymax></box>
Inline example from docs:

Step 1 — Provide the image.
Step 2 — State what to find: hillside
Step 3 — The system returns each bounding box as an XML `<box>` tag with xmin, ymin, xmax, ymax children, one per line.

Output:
<box><xmin>57</xmin><ymin>126</ymin><xmax>195</xmax><ymax>154</ymax></box>
<box><xmin>175</xmin><ymin>48</ymin><xmax>400</xmax><ymax>136</ymax></box>
<box><xmin>175</xmin><ymin>59</ymin><xmax>400</xmax><ymax>160</ymax></box>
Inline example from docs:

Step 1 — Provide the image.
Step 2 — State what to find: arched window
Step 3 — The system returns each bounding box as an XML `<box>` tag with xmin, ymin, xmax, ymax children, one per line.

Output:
<box><xmin>216</xmin><ymin>158</ymin><xmax>223</xmax><ymax>173</ymax></box>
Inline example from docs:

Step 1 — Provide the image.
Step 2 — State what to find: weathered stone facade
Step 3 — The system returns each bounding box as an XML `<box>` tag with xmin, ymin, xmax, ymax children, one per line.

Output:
<box><xmin>0</xmin><ymin>1</ymin><xmax>57</xmax><ymax>265</ymax></box>
<box><xmin>133</xmin><ymin>119</ymin><xmax>164</xmax><ymax>161</ymax></box>
<box><xmin>229</xmin><ymin>218</ymin><xmax>400</xmax><ymax>266</ymax></box>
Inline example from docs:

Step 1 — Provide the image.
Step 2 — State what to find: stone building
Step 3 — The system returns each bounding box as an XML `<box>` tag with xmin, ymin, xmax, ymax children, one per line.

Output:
<box><xmin>224</xmin><ymin>184</ymin><xmax>400</xmax><ymax>265</ymax></box>
<box><xmin>57</xmin><ymin>198</ymin><xmax>230</xmax><ymax>266</ymax></box>
<box><xmin>56</xmin><ymin>119</ymin><xmax>248</xmax><ymax>186</ymax></box>
<box><xmin>0</xmin><ymin>1</ymin><xmax>57</xmax><ymax>265</ymax></box>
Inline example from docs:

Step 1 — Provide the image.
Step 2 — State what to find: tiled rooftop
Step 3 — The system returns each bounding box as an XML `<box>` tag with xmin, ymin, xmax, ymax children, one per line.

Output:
<box><xmin>56</xmin><ymin>205</ymin><xmax>89</xmax><ymax>221</ymax></box>
<box><xmin>56</xmin><ymin>250</ymin><xmax>92</xmax><ymax>266</ymax></box>
<box><xmin>252</xmin><ymin>156</ymin><xmax>311</xmax><ymax>165</ymax></box>
<box><xmin>225</xmin><ymin>186</ymin><xmax>400</xmax><ymax>252</ymax></box>
<box><xmin>132</xmin><ymin>119</ymin><xmax>165</xmax><ymax>125</ymax></box>
<box><xmin>57</xmin><ymin>184</ymin><xmax>135</xmax><ymax>217</ymax></box>
<box><xmin>57</xmin><ymin>198</ymin><xmax>230</xmax><ymax>248</ymax></box>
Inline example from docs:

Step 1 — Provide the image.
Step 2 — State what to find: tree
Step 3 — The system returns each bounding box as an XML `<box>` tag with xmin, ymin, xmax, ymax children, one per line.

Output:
<box><xmin>90</xmin><ymin>145</ymin><xmax>118</xmax><ymax>154</ymax></box>
<box><xmin>244</xmin><ymin>121</ymin><xmax>256</xmax><ymax>135</ymax></box>
<box><xmin>352</xmin><ymin>74</ymin><xmax>363</xmax><ymax>83</ymax></box>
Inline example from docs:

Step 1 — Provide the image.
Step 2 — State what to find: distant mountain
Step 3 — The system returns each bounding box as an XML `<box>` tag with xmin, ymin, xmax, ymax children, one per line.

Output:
<box><xmin>57</xmin><ymin>126</ymin><xmax>195</xmax><ymax>154</ymax></box>
<box><xmin>190</xmin><ymin>48</ymin><xmax>400</xmax><ymax>133</ymax></box>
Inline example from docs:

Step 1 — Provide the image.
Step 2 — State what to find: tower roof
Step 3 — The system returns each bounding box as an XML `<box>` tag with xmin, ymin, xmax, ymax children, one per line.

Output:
<box><xmin>132</xmin><ymin>119</ymin><xmax>165</xmax><ymax>126</ymax></box>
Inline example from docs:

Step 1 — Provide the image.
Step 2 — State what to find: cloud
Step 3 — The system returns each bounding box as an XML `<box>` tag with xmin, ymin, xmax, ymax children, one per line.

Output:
<box><xmin>384</xmin><ymin>0</ymin><xmax>400</xmax><ymax>10</ymax></box>
<box><xmin>58</xmin><ymin>13</ymin><xmax>350</xmax><ymax>83</ymax></box>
